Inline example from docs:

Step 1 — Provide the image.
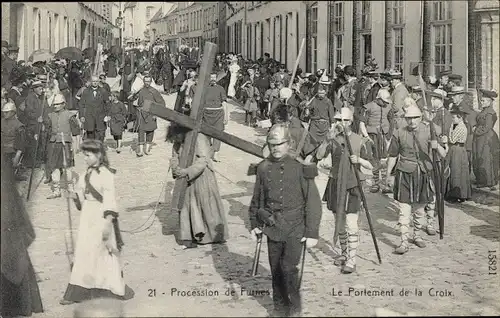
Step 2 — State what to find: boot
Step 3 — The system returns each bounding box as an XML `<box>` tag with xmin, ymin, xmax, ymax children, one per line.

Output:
<box><xmin>425</xmin><ymin>204</ymin><xmax>436</xmax><ymax>236</ymax></box>
<box><xmin>47</xmin><ymin>183</ymin><xmax>61</xmax><ymax>199</ymax></box>
<box><xmin>244</xmin><ymin>113</ymin><xmax>249</xmax><ymax>126</ymax></box>
<box><xmin>144</xmin><ymin>143</ymin><xmax>152</xmax><ymax>155</ymax></box>
<box><xmin>136</xmin><ymin>144</ymin><xmax>144</xmax><ymax>157</ymax></box>
<box><xmin>370</xmin><ymin>166</ymin><xmax>381</xmax><ymax>192</ymax></box>
<box><xmin>334</xmin><ymin>232</ymin><xmax>348</xmax><ymax>266</ymax></box>
<box><xmin>394</xmin><ymin>227</ymin><xmax>409</xmax><ymax>254</ymax></box>
<box><xmin>413</xmin><ymin>230</ymin><xmax>426</xmax><ymax>248</ymax></box>
<box><xmin>342</xmin><ymin>233</ymin><xmax>358</xmax><ymax>274</ymax></box>
<box><xmin>116</xmin><ymin>140</ymin><xmax>122</xmax><ymax>153</ymax></box>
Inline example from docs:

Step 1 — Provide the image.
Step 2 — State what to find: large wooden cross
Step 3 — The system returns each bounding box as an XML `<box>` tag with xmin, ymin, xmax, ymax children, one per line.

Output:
<box><xmin>143</xmin><ymin>42</ymin><xmax>264</xmax><ymax>214</ymax></box>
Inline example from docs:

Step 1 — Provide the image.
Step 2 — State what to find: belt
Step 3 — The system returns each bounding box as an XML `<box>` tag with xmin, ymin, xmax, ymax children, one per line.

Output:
<box><xmin>311</xmin><ymin>118</ymin><xmax>329</xmax><ymax>122</ymax></box>
<box><xmin>204</xmin><ymin>107</ymin><xmax>223</xmax><ymax>110</ymax></box>
<box><xmin>450</xmin><ymin>143</ymin><xmax>465</xmax><ymax>147</ymax></box>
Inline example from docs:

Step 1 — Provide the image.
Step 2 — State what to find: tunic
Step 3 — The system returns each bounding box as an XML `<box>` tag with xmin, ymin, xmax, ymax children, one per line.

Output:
<box><xmin>63</xmin><ymin>166</ymin><xmax>133</xmax><ymax>302</ymax></box>
<box><xmin>1</xmin><ymin>116</ymin><xmax>26</xmax><ymax>155</ymax></box>
<box><xmin>472</xmin><ymin>106</ymin><xmax>500</xmax><ymax>187</ymax></box>
<box><xmin>242</xmin><ymin>86</ymin><xmax>260</xmax><ymax>112</ymax></box>
<box><xmin>388</xmin><ymin>122</ymin><xmax>443</xmax><ymax>204</ymax></box>
<box><xmin>136</xmin><ymin>86</ymin><xmax>165</xmax><ymax>132</ymax></box>
<box><xmin>317</xmin><ymin>132</ymin><xmax>371</xmax><ymax>213</ymax></box>
<box><xmin>445</xmin><ymin>121</ymin><xmax>471</xmax><ymax>200</ymax></box>
<box><xmin>170</xmin><ymin>135</ymin><xmax>228</xmax><ymax>244</ymax></box>
<box><xmin>44</xmin><ymin>109</ymin><xmax>79</xmax><ymax>171</ymax></box>
<box><xmin>362</xmin><ymin>100</ymin><xmax>391</xmax><ymax>159</ymax></box>
<box><xmin>307</xmin><ymin>97</ymin><xmax>337</xmax><ymax>146</ymax></box>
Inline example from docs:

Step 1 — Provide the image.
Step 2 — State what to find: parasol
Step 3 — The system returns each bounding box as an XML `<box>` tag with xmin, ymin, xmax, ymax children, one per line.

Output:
<box><xmin>55</xmin><ymin>47</ymin><xmax>84</xmax><ymax>61</ymax></box>
<box><xmin>83</xmin><ymin>47</ymin><xmax>96</xmax><ymax>60</ymax></box>
<box><xmin>28</xmin><ymin>49</ymin><xmax>54</xmax><ymax>63</ymax></box>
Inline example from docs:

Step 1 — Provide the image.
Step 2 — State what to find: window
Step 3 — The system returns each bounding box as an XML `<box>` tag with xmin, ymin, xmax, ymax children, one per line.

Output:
<box><xmin>310</xmin><ymin>4</ymin><xmax>318</xmax><ymax>72</ymax></box>
<box><xmin>64</xmin><ymin>17</ymin><xmax>69</xmax><ymax>47</ymax></box>
<box><xmin>49</xmin><ymin>15</ymin><xmax>52</xmax><ymax>51</ymax></box>
<box><xmin>360</xmin><ymin>1</ymin><xmax>371</xmax><ymax>30</ymax></box>
<box><xmin>329</xmin><ymin>1</ymin><xmax>344</xmax><ymax>73</ymax></box>
<box><xmin>431</xmin><ymin>1</ymin><xmax>452</xmax><ymax>74</ymax></box>
<box><xmin>254</xmin><ymin>23</ymin><xmax>258</xmax><ymax>60</ymax></box>
<box><xmin>146</xmin><ymin>6</ymin><xmax>153</xmax><ymax>20</ymax></box>
<box><xmin>392</xmin><ymin>0</ymin><xmax>404</xmax><ymax>25</ymax></box>
<box><xmin>54</xmin><ymin>14</ymin><xmax>60</xmax><ymax>51</ymax></box>
<box><xmin>33</xmin><ymin>8</ymin><xmax>39</xmax><ymax>50</ymax></box>
<box><xmin>393</xmin><ymin>28</ymin><xmax>403</xmax><ymax>71</ymax></box>
<box><xmin>335</xmin><ymin>34</ymin><xmax>343</xmax><ymax>64</ymax></box>
<box><xmin>361</xmin><ymin>34</ymin><xmax>372</xmax><ymax>65</ymax></box>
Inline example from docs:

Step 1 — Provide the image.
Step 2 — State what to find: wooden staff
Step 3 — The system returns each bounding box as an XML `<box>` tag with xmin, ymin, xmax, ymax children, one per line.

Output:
<box><xmin>288</xmin><ymin>38</ymin><xmax>306</xmax><ymax>90</ymax></box>
<box><xmin>93</xmin><ymin>44</ymin><xmax>104</xmax><ymax>77</ymax></box>
<box><xmin>60</xmin><ymin>132</ymin><xmax>75</xmax><ymax>270</ymax></box>
<box><xmin>342</xmin><ymin>127</ymin><xmax>382</xmax><ymax>264</ymax></box>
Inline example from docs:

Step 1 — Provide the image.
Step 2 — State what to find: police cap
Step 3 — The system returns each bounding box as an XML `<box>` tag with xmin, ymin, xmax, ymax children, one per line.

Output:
<box><xmin>479</xmin><ymin>89</ymin><xmax>498</xmax><ymax>100</ymax></box>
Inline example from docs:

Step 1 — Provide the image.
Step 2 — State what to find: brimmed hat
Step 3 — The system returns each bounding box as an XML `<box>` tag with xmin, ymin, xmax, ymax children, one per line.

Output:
<box><xmin>411</xmin><ymin>86</ymin><xmax>423</xmax><ymax>93</ymax></box>
<box><xmin>380</xmin><ymin>69</ymin><xmax>403</xmax><ymax>79</ymax></box>
<box><xmin>1</xmin><ymin>40</ymin><xmax>9</xmax><ymax>48</ymax></box>
<box><xmin>267</xmin><ymin>124</ymin><xmax>290</xmax><ymax>145</ymax></box>
<box><xmin>447</xmin><ymin>86</ymin><xmax>465</xmax><ymax>96</ymax></box>
<box><xmin>479</xmin><ymin>89</ymin><xmax>498</xmax><ymax>99</ymax></box>
<box><xmin>439</xmin><ymin>69</ymin><xmax>452</xmax><ymax>77</ymax></box>
<box><xmin>433</xmin><ymin>88</ymin><xmax>448</xmax><ymax>97</ymax></box>
<box><xmin>51</xmin><ymin>94</ymin><xmax>66</xmax><ymax>106</ymax></box>
<box><xmin>31</xmin><ymin>80</ymin><xmax>44</xmax><ymax>88</ymax></box>
<box><xmin>319</xmin><ymin>74</ymin><xmax>331</xmax><ymax>85</ymax></box>
<box><xmin>448</xmin><ymin>74</ymin><xmax>462</xmax><ymax>81</ymax></box>
<box><xmin>426</xmin><ymin>90</ymin><xmax>447</xmax><ymax>99</ymax></box>
<box><xmin>449</xmin><ymin>103</ymin><xmax>467</xmax><ymax>115</ymax></box>
<box><xmin>8</xmin><ymin>45</ymin><xmax>19</xmax><ymax>53</ymax></box>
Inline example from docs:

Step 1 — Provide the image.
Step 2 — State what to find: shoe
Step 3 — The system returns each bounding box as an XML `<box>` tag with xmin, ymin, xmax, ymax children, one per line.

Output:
<box><xmin>341</xmin><ymin>264</ymin><xmax>356</xmax><ymax>274</ymax></box>
<box><xmin>212</xmin><ymin>153</ymin><xmax>220</xmax><ymax>162</ymax></box>
<box><xmin>288</xmin><ymin>309</ymin><xmax>303</xmax><ymax>317</ymax></box>
<box><xmin>426</xmin><ymin>225</ymin><xmax>436</xmax><ymax>236</ymax></box>
<box><xmin>47</xmin><ymin>192</ymin><xmax>62</xmax><ymax>199</ymax></box>
<box><xmin>370</xmin><ymin>184</ymin><xmax>380</xmax><ymax>193</ymax></box>
<box><xmin>59</xmin><ymin>299</ymin><xmax>75</xmax><ymax>305</ymax></box>
<box><xmin>116</xmin><ymin>148</ymin><xmax>121</xmax><ymax>154</ymax></box>
<box><xmin>333</xmin><ymin>255</ymin><xmax>347</xmax><ymax>267</ymax></box>
<box><xmin>413</xmin><ymin>237</ymin><xmax>426</xmax><ymax>248</ymax></box>
<box><xmin>394</xmin><ymin>244</ymin><xmax>409</xmax><ymax>255</ymax></box>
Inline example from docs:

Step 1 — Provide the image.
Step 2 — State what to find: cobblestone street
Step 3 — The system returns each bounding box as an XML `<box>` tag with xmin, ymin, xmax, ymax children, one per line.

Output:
<box><xmin>20</xmin><ymin>92</ymin><xmax>500</xmax><ymax>317</ymax></box>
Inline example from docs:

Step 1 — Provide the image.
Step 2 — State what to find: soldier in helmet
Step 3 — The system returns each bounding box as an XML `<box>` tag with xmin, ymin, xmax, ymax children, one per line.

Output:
<box><xmin>359</xmin><ymin>89</ymin><xmax>392</xmax><ymax>193</ymax></box>
<box><xmin>316</xmin><ymin>107</ymin><xmax>373</xmax><ymax>274</ymax></box>
<box><xmin>44</xmin><ymin>94</ymin><xmax>80</xmax><ymax>199</ymax></box>
<box><xmin>1</xmin><ymin>101</ymin><xmax>26</xmax><ymax>180</ymax></box>
<box><xmin>386</xmin><ymin>100</ymin><xmax>448</xmax><ymax>254</ymax></box>
<box><xmin>248</xmin><ymin>124</ymin><xmax>322</xmax><ymax>317</ymax></box>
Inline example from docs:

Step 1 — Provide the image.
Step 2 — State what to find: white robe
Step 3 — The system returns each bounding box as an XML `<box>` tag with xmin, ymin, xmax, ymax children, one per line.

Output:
<box><xmin>227</xmin><ymin>63</ymin><xmax>240</xmax><ymax>98</ymax></box>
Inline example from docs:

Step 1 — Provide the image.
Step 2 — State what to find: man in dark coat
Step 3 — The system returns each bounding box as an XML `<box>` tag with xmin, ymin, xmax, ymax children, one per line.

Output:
<box><xmin>160</xmin><ymin>50</ymin><xmax>175</xmax><ymax>94</ymax></box>
<box><xmin>23</xmin><ymin>79</ymin><xmax>48</xmax><ymax>168</ymax></box>
<box><xmin>78</xmin><ymin>75</ymin><xmax>110</xmax><ymax>141</ymax></box>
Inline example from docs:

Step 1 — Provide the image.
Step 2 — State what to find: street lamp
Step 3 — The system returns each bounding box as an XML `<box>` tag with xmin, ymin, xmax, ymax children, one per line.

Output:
<box><xmin>116</xmin><ymin>13</ymin><xmax>123</xmax><ymax>48</ymax></box>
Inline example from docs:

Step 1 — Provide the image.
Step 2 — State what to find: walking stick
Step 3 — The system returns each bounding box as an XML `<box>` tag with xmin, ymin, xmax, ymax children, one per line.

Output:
<box><xmin>60</xmin><ymin>132</ymin><xmax>75</xmax><ymax>270</ymax></box>
<box><xmin>343</xmin><ymin>130</ymin><xmax>382</xmax><ymax>264</ymax></box>
<box><xmin>27</xmin><ymin>77</ymin><xmax>55</xmax><ymax>200</ymax></box>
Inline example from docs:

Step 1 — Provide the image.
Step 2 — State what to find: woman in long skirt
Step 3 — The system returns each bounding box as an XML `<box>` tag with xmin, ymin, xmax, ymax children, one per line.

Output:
<box><xmin>60</xmin><ymin>139</ymin><xmax>134</xmax><ymax>305</ymax></box>
<box><xmin>227</xmin><ymin>57</ymin><xmax>240</xmax><ymax>99</ymax></box>
<box><xmin>167</xmin><ymin>126</ymin><xmax>229</xmax><ymax>249</ymax></box>
<box><xmin>1</xmin><ymin>149</ymin><xmax>44</xmax><ymax>317</ymax></box>
<box><xmin>472</xmin><ymin>89</ymin><xmax>500</xmax><ymax>190</ymax></box>
<box><xmin>445</xmin><ymin>104</ymin><xmax>472</xmax><ymax>202</ymax></box>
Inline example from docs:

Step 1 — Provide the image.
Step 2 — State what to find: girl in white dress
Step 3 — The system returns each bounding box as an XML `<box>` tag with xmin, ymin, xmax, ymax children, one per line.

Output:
<box><xmin>227</xmin><ymin>57</ymin><xmax>240</xmax><ymax>99</ymax></box>
<box><xmin>60</xmin><ymin>139</ymin><xmax>134</xmax><ymax>305</ymax></box>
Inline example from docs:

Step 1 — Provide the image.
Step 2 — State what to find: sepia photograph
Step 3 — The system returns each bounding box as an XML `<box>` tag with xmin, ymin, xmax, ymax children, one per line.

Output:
<box><xmin>1</xmin><ymin>1</ymin><xmax>499</xmax><ymax>317</ymax></box>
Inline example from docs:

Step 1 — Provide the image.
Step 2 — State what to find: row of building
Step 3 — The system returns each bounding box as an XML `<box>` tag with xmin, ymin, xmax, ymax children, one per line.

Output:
<box><xmin>1</xmin><ymin>2</ymin><xmax>121</xmax><ymax>61</ymax></box>
<box><xmin>150</xmin><ymin>1</ymin><xmax>498</xmax><ymax>94</ymax></box>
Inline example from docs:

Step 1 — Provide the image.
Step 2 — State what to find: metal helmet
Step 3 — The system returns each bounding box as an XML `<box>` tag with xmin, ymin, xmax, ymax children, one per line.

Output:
<box><xmin>404</xmin><ymin>105</ymin><xmax>422</xmax><ymax>118</ymax></box>
<box><xmin>51</xmin><ymin>93</ymin><xmax>66</xmax><ymax>106</ymax></box>
<box><xmin>267</xmin><ymin>124</ymin><xmax>290</xmax><ymax>145</ymax></box>
<box><xmin>333</xmin><ymin>111</ymin><xmax>342</xmax><ymax>120</ymax></box>
<box><xmin>279</xmin><ymin>87</ymin><xmax>292</xmax><ymax>100</ymax></box>
<box><xmin>340</xmin><ymin>107</ymin><xmax>353</xmax><ymax>121</ymax></box>
<box><xmin>1</xmin><ymin>101</ymin><xmax>16</xmax><ymax>112</ymax></box>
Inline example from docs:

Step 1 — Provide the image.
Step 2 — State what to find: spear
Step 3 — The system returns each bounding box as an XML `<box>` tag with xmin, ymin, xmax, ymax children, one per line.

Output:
<box><xmin>60</xmin><ymin>132</ymin><xmax>75</xmax><ymax>270</ymax></box>
<box><xmin>341</xmin><ymin>126</ymin><xmax>382</xmax><ymax>264</ymax></box>
<box><xmin>418</xmin><ymin>74</ymin><xmax>444</xmax><ymax>239</ymax></box>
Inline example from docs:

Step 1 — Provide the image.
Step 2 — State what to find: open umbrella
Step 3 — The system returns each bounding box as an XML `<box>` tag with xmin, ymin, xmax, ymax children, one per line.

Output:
<box><xmin>28</xmin><ymin>49</ymin><xmax>54</xmax><ymax>63</ymax></box>
<box><xmin>83</xmin><ymin>47</ymin><xmax>96</xmax><ymax>60</ymax></box>
<box><xmin>55</xmin><ymin>47</ymin><xmax>84</xmax><ymax>61</ymax></box>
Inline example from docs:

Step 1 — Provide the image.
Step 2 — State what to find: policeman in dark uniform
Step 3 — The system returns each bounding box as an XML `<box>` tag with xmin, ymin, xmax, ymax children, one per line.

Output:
<box><xmin>248</xmin><ymin>124</ymin><xmax>322</xmax><ymax>317</ymax></box>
